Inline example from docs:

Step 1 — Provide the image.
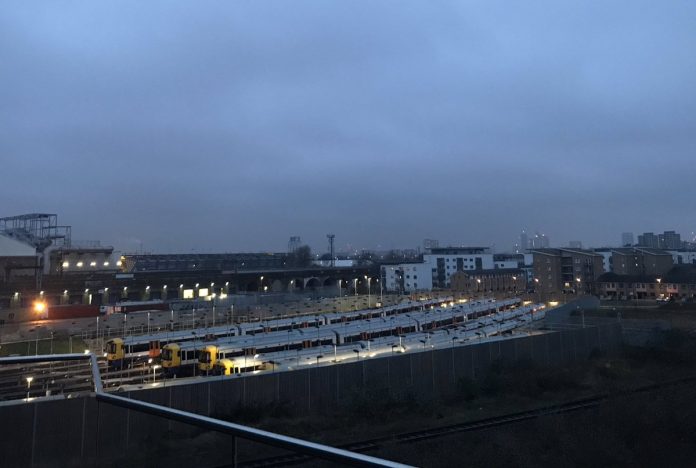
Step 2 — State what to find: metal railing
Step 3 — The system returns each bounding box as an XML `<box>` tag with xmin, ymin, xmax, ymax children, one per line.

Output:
<box><xmin>0</xmin><ymin>353</ymin><xmax>411</xmax><ymax>468</ymax></box>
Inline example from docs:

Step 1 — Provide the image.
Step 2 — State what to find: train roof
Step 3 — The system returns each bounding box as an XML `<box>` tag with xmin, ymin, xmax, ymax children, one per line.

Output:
<box><xmin>115</xmin><ymin>297</ymin><xmax>464</xmax><ymax>345</ymax></box>
<box><xmin>116</xmin><ymin>296</ymin><xmax>522</xmax><ymax>347</ymax></box>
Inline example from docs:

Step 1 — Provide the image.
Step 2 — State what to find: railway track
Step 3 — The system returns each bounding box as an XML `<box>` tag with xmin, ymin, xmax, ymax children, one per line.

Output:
<box><xmin>0</xmin><ymin>358</ymin><xmax>165</xmax><ymax>401</ymax></box>
<box><xmin>233</xmin><ymin>375</ymin><xmax>696</xmax><ymax>468</ymax></box>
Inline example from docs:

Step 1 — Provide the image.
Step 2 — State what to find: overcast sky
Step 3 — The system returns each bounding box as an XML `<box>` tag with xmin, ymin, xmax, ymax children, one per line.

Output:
<box><xmin>2</xmin><ymin>1</ymin><xmax>695</xmax><ymax>254</ymax></box>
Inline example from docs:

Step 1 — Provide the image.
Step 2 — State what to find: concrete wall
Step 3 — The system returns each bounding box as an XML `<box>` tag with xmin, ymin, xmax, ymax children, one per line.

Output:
<box><xmin>0</xmin><ymin>323</ymin><xmax>622</xmax><ymax>467</ymax></box>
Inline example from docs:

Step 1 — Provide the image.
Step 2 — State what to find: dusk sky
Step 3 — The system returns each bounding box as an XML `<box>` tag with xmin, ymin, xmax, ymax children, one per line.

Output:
<box><xmin>2</xmin><ymin>2</ymin><xmax>695</xmax><ymax>254</ymax></box>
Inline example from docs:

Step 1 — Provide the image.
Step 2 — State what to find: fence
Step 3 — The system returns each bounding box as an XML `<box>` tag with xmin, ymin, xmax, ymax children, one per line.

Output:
<box><xmin>0</xmin><ymin>354</ymin><xmax>409</xmax><ymax>468</ymax></box>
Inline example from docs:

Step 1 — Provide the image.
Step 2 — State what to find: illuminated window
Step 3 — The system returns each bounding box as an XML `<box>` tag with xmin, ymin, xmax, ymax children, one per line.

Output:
<box><xmin>62</xmin><ymin>261</ymin><xmax>69</xmax><ymax>268</ymax></box>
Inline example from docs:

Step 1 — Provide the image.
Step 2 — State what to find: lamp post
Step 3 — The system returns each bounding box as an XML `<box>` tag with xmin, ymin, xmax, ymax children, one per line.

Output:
<box><xmin>378</xmin><ymin>278</ymin><xmax>383</xmax><ymax>305</ymax></box>
<box><xmin>365</xmin><ymin>276</ymin><xmax>371</xmax><ymax>308</ymax></box>
<box><xmin>337</xmin><ymin>279</ymin><xmax>341</xmax><ymax>299</ymax></box>
<box><xmin>657</xmin><ymin>278</ymin><xmax>662</xmax><ymax>300</ymax></box>
<box><xmin>147</xmin><ymin>312</ymin><xmax>151</xmax><ymax>335</ymax></box>
<box><xmin>26</xmin><ymin>376</ymin><xmax>33</xmax><ymax>400</ymax></box>
<box><xmin>316</xmin><ymin>354</ymin><xmax>323</xmax><ymax>366</ymax></box>
<box><xmin>576</xmin><ymin>277</ymin><xmax>582</xmax><ymax>297</ymax></box>
<box><xmin>353</xmin><ymin>349</ymin><xmax>360</xmax><ymax>361</ymax></box>
<box><xmin>191</xmin><ymin>331</ymin><xmax>197</xmax><ymax>376</ymax></box>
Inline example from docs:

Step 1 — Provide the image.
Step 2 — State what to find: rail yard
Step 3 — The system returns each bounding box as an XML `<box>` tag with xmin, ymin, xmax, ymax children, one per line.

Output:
<box><xmin>0</xmin><ymin>296</ymin><xmax>548</xmax><ymax>401</ymax></box>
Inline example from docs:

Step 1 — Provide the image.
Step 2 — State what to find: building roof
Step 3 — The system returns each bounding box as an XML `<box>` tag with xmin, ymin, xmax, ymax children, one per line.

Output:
<box><xmin>634</xmin><ymin>247</ymin><xmax>673</xmax><ymax>256</ymax></box>
<box><xmin>0</xmin><ymin>232</ymin><xmax>37</xmax><ymax>257</ymax></box>
<box><xmin>611</xmin><ymin>247</ymin><xmax>672</xmax><ymax>256</ymax></box>
<box><xmin>531</xmin><ymin>248</ymin><xmax>603</xmax><ymax>257</ymax></box>
<box><xmin>427</xmin><ymin>247</ymin><xmax>490</xmax><ymax>254</ymax></box>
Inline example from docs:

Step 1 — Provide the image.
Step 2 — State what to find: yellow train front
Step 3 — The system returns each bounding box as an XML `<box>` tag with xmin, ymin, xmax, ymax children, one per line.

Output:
<box><xmin>199</xmin><ymin>345</ymin><xmax>268</xmax><ymax>376</ymax></box>
<box><xmin>161</xmin><ymin>343</ymin><xmax>185</xmax><ymax>376</ymax></box>
<box><xmin>198</xmin><ymin>345</ymin><xmax>219</xmax><ymax>374</ymax></box>
<box><xmin>105</xmin><ymin>338</ymin><xmax>125</xmax><ymax>369</ymax></box>
<box><xmin>213</xmin><ymin>358</ymin><xmax>240</xmax><ymax>376</ymax></box>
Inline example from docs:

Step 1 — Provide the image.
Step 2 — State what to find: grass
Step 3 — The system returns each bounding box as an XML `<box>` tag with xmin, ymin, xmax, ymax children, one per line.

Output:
<box><xmin>0</xmin><ymin>336</ymin><xmax>88</xmax><ymax>357</ymax></box>
<box><xmin>576</xmin><ymin>305</ymin><xmax>696</xmax><ymax>330</ymax></box>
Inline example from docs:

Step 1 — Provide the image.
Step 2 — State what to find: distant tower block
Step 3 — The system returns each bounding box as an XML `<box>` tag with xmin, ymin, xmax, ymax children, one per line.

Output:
<box><xmin>423</xmin><ymin>238</ymin><xmax>439</xmax><ymax>251</ymax></box>
<box><xmin>288</xmin><ymin>236</ymin><xmax>302</xmax><ymax>253</ymax></box>
<box><xmin>327</xmin><ymin>234</ymin><xmax>335</xmax><ymax>267</ymax></box>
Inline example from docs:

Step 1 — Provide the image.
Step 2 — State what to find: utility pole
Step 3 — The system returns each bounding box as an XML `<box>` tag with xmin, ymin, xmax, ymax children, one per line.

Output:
<box><xmin>327</xmin><ymin>234</ymin><xmax>335</xmax><ymax>267</ymax></box>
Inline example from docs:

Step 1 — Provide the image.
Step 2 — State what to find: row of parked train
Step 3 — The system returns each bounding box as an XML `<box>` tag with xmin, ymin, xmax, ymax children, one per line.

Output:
<box><xmin>202</xmin><ymin>304</ymin><xmax>549</xmax><ymax>377</ymax></box>
<box><xmin>104</xmin><ymin>297</ymin><xmax>455</xmax><ymax>367</ymax></box>
<box><xmin>104</xmin><ymin>297</ymin><xmax>538</xmax><ymax>378</ymax></box>
<box><xmin>181</xmin><ymin>301</ymin><xmax>544</xmax><ymax>377</ymax></box>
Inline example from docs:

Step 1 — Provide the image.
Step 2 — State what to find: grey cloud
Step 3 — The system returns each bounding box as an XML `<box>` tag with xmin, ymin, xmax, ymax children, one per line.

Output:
<box><xmin>1</xmin><ymin>1</ymin><xmax>695</xmax><ymax>252</ymax></box>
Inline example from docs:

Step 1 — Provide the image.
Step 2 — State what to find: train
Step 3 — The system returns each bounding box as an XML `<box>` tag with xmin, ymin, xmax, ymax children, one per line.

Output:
<box><xmin>103</xmin><ymin>296</ymin><xmax>466</xmax><ymax>368</ymax></box>
<box><xmin>100</xmin><ymin>300</ymin><xmax>169</xmax><ymax>315</ymax></box>
<box><xmin>157</xmin><ymin>299</ymin><xmax>536</xmax><ymax>377</ymax></box>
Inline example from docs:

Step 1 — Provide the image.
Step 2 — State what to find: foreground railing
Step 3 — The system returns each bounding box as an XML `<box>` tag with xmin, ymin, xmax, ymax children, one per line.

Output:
<box><xmin>0</xmin><ymin>354</ymin><xmax>411</xmax><ymax>468</ymax></box>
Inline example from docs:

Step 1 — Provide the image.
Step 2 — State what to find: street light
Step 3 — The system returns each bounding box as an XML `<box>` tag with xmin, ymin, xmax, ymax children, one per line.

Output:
<box><xmin>353</xmin><ymin>349</ymin><xmax>360</xmax><ymax>361</ymax></box>
<box><xmin>365</xmin><ymin>276</ymin><xmax>372</xmax><ymax>308</ymax></box>
<box><xmin>25</xmin><ymin>376</ymin><xmax>33</xmax><ymax>399</ymax></box>
<box><xmin>316</xmin><ymin>354</ymin><xmax>323</xmax><ymax>366</ymax></box>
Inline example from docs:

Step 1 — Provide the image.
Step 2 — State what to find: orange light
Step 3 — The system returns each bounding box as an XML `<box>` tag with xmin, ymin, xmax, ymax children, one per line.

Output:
<box><xmin>33</xmin><ymin>301</ymin><xmax>46</xmax><ymax>313</ymax></box>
